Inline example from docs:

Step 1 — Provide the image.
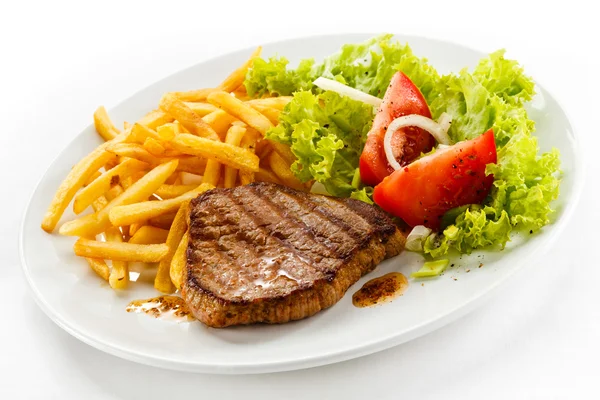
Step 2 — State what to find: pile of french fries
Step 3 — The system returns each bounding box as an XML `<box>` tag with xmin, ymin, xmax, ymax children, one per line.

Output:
<box><xmin>41</xmin><ymin>47</ymin><xmax>310</xmax><ymax>294</ymax></box>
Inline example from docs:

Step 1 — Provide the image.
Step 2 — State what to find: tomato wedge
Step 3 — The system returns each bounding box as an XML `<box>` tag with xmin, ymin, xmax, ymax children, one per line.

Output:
<box><xmin>373</xmin><ymin>129</ymin><xmax>497</xmax><ymax>230</ymax></box>
<box><xmin>359</xmin><ymin>71</ymin><xmax>435</xmax><ymax>186</ymax></box>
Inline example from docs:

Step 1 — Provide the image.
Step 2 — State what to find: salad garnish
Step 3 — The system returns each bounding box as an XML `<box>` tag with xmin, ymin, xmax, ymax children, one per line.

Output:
<box><xmin>244</xmin><ymin>34</ymin><xmax>561</xmax><ymax>257</ymax></box>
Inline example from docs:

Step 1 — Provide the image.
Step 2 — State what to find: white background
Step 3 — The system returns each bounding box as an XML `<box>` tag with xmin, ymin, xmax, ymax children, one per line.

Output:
<box><xmin>2</xmin><ymin>0</ymin><xmax>598</xmax><ymax>398</ymax></box>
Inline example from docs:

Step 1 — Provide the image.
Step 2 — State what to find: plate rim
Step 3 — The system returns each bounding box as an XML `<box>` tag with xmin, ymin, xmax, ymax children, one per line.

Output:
<box><xmin>18</xmin><ymin>32</ymin><xmax>586</xmax><ymax>374</ymax></box>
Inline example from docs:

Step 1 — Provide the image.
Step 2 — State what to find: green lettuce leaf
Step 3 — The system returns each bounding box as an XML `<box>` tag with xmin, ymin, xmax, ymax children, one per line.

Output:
<box><xmin>267</xmin><ymin>90</ymin><xmax>374</xmax><ymax>198</ymax></box>
<box><xmin>473</xmin><ymin>50</ymin><xmax>535</xmax><ymax>106</ymax></box>
<box><xmin>424</xmin><ymin>51</ymin><xmax>560</xmax><ymax>256</ymax></box>
<box><xmin>430</xmin><ymin>71</ymin><xmax>494</xmax><ymax>143</ymax></box>
<box><xmin>424</xmin><ymin>208</ymin><xmax>512</xmax><ymax>258</ymax></box>
<box><xmin>244</xmin><ymin>57</ymin><xmax>316</xmax><ymax>97</ymax></box>
<box><xmin>487</xmin><ymin>133</ymin><xmax>561</xmax><ymax>228</ymax></box>
<box><xmin>350</xmin><ymin>187</ymin><xmax>374</xmax><ymax>204</ymax></box>
<box><xmin>245</xmin><ymin>34</ymin><xmax>441</xmax><ymax>102</ymax></box>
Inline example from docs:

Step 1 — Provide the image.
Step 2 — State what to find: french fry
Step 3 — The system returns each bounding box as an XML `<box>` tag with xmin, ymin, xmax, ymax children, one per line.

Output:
<box><xmin>94</xmin><ymin>106</ymin><xmax>120</xmax><ymax>141</ymax></box>
<box><xmin>219</xmin><ymin>47</ymin><xmax>262</xmax><ymax>92</ymax></box>
<box><xmin>246</xmin><ymin>96</ymin><xmax>292</xmax><ymax>110</ymax></box>
<box><xmin>41</xmin><ymin>136</ymin><xmax>122</xmax><ymax>232</ymax></box>
<box><xmin>163</xmin><ymin>148</ymin><xmax>184</xmax><ymax>158</ymax></box>
<box><xmin>175</xmin><ymin>156</ymin><xmax>207</xmax><ymax>175</ymax></box>
<box><xmin>202</xmin><ymin>109</ymin><xmax>238</xmax><ymax>140</ymax></box>
<box><xmin>183</xmin><ymin>102</ymin><xmax>218</xmax><ymax>117</ymax></box>
<box><xmin>137</xmin><ymin>109</ymin><xmax>174</xmax><ymax>129</ymax></box>
<box><xmin>106</xmin><ymin>142</ymin><xmax>161</xmax><ymax>165</ymax></box>
<box><xmin>164</xmin><ymin>170</ymin><xmax>179</xmax><ymax>185</ymax></box>
<box><xmin>85</xmin><ymin>258</ymin><xmax>110</xmax><ymax>281</ymax></box>
<box><xmin>268</xmin><ymin>151</ymin><xmax>306</xmax><ymax>191</ymax></box>
<box><xmin>105</xmin><ymin>227</ymin><xmax>129</xmax><ymax>289</ymax></box>
<box><xmin>105</xmin><ymin>184</ymin><xmax>124</xmax><ymax>201</ymax></box>
<box><xmin>173</xmin><ymin>121</ymin><xmax>188</xmax><ymax>133</ymax></box>
<box><xmin>232</xmin><ymin>89</ymin><xmax>251</xmax><ymax>102</ymax></box>
<box><xmin>128</xmin><ymin>123</ymin><xmax>162</xmax><ymax>144</ymax></box>
<box><xmin>202</xmin><ymin>160</ymin><xmax>221</xmax><ymax>186</ymax></box>
<box><xmin>128</xmin><ymin>222</ymin><xmax>145</xmax><ymax>236</ymax></box>
<box><xmin>255</xmin><ymin>167</ymin><xmax>283</xmax><ymax>185</ymax></box>
<box><xmin>73</xmin><ymin>158</ymin><xmax>148</xmax><ymax>214</ymax></box>
<box><xmin>109</xmin><ymin>183</ymin><xmax>213</xmax><ymax>227</ymax></box>
<box><xmin>121</xmin><ymin>170</ymin><xmax>147</xmax><ymax>190</ymax></box>
<box><xmin>248</xmin><ymin>103</ymin><xmax>280</xmax><ymax>125</ymax></box>
<box><xmin>148</xmin><ymin>212</ymin><xmax>176</xmax><ymax>229</ymax></box>
<box><xmin>155</xmin><ymin>202</ymin><xmax>189</xmax><ymax>293</ymax></box>
<box><xmin>73</xmin><ymin>238</ymin><xmax>168</xmax><ymax>263</ymax></box>
<box><xmin>207</xmin><ymin>91</ymin><xmax>273</xmax><ymax>135</ymax></box>
<box><xmin>156</xmin><ymin>123</ymin><xmax>178</xmax><ymax>141</ymax></box>
<box><xmin>143</xmin><ymin>137</ymin><xmax>166</xmax><ymax>157</ymax></box>
<box><xmin>159</xmin><ymin>93</ymin><xmax>219</xmax><ymax>140</ymax></box>
<box><xmin>91</xmin><ymin>195</ymin><xmax>108</xmax><ymax>213</ymax></box>
<box><xmin>239</xmin><ymin>128</ymin><xmax>259</xmax><ymax>185</ymax></box>
<box><xmin>85</xmin><ymin>171</ymin><xmax>102</xmax><ymax>186</ymax></box>
<box><xmin>169</xmin><ymin>88</ymin><xmax>216</xmax><ymax>102</ymax></box>
<box><xmin>170</xmin><ymin>134</ymin><xmax>259</xmax><ymax>172</ymax></box>
<box><xmin>172</xmin><ymin>172</ymin><xmax>183</xmax><ymax>185</ymax></box>
<box><xmin>255</xmin><ymin>139</ymin><xmax>273</xmax><ymax>160</ymax></box>
<box><xmin>268</xmin><ymin>140</ymin><xmax>296</xmax><ymax>166</ymax></box>
<box><xmin>104</xmin><ymin>156</ymin><xmax>119</xmax><ymax>171</ymax></box>
<box><xmin>59</xmin><ymin>160</ymin><xmax>179</xmax><ymax>237</ymax></box>
<box><xmin>170</xmin><ymin>231</ymin><xmax>189</xmax><ymax>290</ymax></box>
<box><xmin>199</xmin><ymin>108</ymin><xmax>226</xmax><ymax>186</ymax></box>
<box><xmin>129</xmin><ymin>226</ymin><xmax>169</xmax><ymax>244</ymax></box>
<box><xmin>239</xmin><ymin>170</ymin><xmax>254</xmax><ymax>186</ymax></box>
<box><xmin>223</xmin><ymin>125</ymin><xmax>247</xmax><ymax>188</ymax></box>
<box><xmin>123</xmin><ymin>121</ymin><xmax>131</xmax><ymax>130</ymax></box>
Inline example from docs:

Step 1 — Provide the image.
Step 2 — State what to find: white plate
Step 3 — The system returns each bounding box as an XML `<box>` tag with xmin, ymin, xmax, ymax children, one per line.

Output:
<box><xmin>20</xmin><ymin>34</ymin><xmax>583</xmax><ymax>374</ymax></box>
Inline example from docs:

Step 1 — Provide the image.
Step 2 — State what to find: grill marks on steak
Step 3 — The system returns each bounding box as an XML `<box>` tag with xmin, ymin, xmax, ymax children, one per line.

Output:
<box><xmin>182</xmin><ymin>182</ymin><xmax>405</xmax><ymax>328</ymax></box>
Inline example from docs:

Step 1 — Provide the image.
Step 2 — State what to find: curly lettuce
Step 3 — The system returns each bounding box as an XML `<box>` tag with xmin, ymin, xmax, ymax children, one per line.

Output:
<box><xmin>244</xmin><ymin>57</ymin><xmax>316</xmax><ymax>98</ymax></box>
<box><xmin>267</xmin><ymin>91</ymin><xmax>373</xmax><ymax>198</ymax></box>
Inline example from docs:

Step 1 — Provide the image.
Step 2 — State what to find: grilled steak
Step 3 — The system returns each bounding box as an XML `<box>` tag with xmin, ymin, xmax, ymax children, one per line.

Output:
<box><xmin>181</xmin><ymin>182</ymin><xmax>405</xmax><ymax>328</ymax></box>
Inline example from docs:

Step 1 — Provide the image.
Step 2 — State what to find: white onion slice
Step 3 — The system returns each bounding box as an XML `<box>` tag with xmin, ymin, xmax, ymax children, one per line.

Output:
<box><xmin>313</xmin><ymin>77</ymin><xmax>382</xmax><ymax>108</ymax></box>
<box><xmin>405</xmin><ymin>225</ymin><xmax>433</xmax><ymax>252</ymax></box>
<box><xmin>383</xmin><ymin>114</ymin><xmax>453</xmax><ymax>171</ymax></box>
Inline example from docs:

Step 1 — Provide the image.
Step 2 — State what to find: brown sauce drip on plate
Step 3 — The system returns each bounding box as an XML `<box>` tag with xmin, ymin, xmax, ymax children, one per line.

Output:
<box><xmin>352</xmin><ymin>272</ymin><xmax>408</xmax><ymax>308</ymax></box>
<box><xmin>126</xmin><ymin>295</ymin><xmax>194</xmax><ymax>322</ymax></box>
